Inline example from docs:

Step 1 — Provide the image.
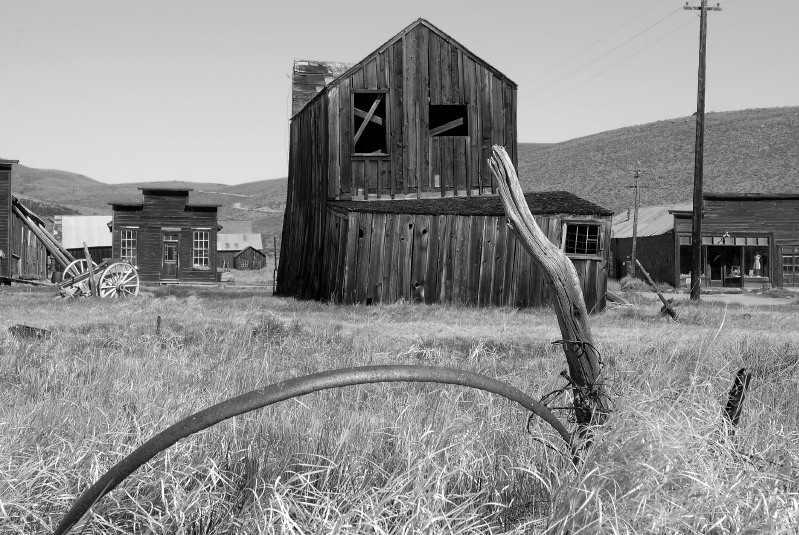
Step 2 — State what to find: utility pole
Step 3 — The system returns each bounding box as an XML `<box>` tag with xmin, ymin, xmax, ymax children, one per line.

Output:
<box><xmin>685</xmin><ymin>0</ymin><xmax>721</xmax><ymax>300</ymax></box>
<box><xmin>625</xmin><ymin>165</ymin><xmax>647</xmax><ymax>279</ymax></box>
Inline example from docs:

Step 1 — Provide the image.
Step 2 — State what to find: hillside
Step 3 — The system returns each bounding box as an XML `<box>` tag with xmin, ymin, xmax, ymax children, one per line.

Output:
<box><xmin>9</xmin><ymin>164</ymin><xmax>288</xmax><ymax>252</ymax></box>
<box><xmin>518</xmin><ymin>106</ymin><xmax>799</xmax><ymax>213</ymax></box>
<box><xmin>8</xmin><ymin>106</ymin><xmax>798</xmax><ymax>247</ymax></box>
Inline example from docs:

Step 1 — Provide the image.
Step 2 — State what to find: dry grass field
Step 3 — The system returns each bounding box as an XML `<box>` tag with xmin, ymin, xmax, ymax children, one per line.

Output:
<box><xmin>2</xmin><ymin>286</ymin><xmax>799</xmax><ymax>533</ymax></box>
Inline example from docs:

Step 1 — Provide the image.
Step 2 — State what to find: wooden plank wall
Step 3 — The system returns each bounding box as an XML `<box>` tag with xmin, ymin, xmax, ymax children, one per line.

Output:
<box><xmin>325</xmin><ymin>24</ymin><xmax>516</xmax><ymax>200</ymax></box>
<box><xmin>276</xmin><ymin>93</ymin><xmax>330</xmax><ymax>298</ymax></box>
<box><xmin>612</xmin><ymin>232</ymin><xmax>677</xmax><ymax>287</ymax></box>
<box><xmin>0</xmin><ymin>167</ymin><xmax>11</xmax><ymax>277</ymax></box>
<box><xmin>112</xmin><ymin>195</ymin><xmax>218</xmax><ymax>283</ymax></box>
<box><xmin>328</xmin><ymin>211</ymin><xmax>609</xmax><ymax>312</ymax></box>
<box><xmin>10</xmin><ymin>214</ymin><xmax>48</xmax><ymax>279</ymax></box>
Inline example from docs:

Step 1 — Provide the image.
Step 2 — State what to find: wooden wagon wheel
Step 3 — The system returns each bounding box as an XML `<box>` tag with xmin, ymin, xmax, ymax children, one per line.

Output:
<box><xmin>63</xmin><ymin>258</ymin><xmax>97</xmax><ymax>296</ymax></box>
<box><xmin>99</xmin><ymin>262</ymin><xmax>139</xmax><ymax>298</ymax></box>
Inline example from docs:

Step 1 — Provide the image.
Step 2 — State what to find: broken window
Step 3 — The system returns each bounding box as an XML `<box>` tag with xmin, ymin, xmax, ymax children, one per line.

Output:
<box><xmin>563</xmin><ymin>223</ymin><xmax>600</xmax><ymax>256</ymax></box>
<box><xmin>352</xmin><ymin>91</ymin><xmax>387</xmax><ymax>154</ymax></box>
<box><xmin>429</xmin><ymin>104</ymin><xmax>468</xmax><ymax>136</ymax></box>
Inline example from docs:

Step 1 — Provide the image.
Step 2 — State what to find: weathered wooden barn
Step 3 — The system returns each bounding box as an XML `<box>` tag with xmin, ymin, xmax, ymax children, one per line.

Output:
<box><xmin>54</xmin><ymin>215</ymin><xmax>113</xmax><ymax>265</ymax></box>
<box><xmin>217</xmin><ymin>229</ymin><xmax>264</xmax><ymax>269</ymax></box>
<box><xmin>109</xmin><ymin>187</ymin><xmax>220</xmax><ymax>284</ymax></box>
<box><xmin>277</xmin><ymin>19</ymin><xmax>611</xmax><ymax>311</ymax></box>
<box><xmin>1</xmin><ymin>159</ymin><xmax>65</xmax><ymax>281</ymax></box>
<box><xmin>612</xmin><ymin>194</ymin><xmax>799</xmax><ymax>289</ymax></box>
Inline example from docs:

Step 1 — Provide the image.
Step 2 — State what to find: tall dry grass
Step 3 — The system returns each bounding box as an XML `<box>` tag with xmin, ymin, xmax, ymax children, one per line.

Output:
<box><xmin>1</xmin><ymin>286</ymin><xmax>797</xmax><ymax>533</ymax></box>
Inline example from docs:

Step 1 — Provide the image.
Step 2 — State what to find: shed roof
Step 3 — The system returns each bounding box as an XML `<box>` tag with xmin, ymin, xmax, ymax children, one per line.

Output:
<box><xmin>329</xmin><ymin>191</ymin><xmax>612</xmax><ymax>217</ymax></box>
<box><xmin>234</xmin><ymin>246</ymin><xmax>266</xmax><ymax>259</ymax></box>
<box><xmin>217</xmin><ymin>233</ymin><xmax>264</xmax><ymax>251</ymax></box>
<box><xmin>293</xmin><ymin>18</ymin><xmax>517</xmax><ymax>119</ymax></box>
<box><xmin>611</xmin><ymin>204</ymin><xmax>691</xmax><ymax>238</ymax></box>
<box><xmin>58</xmin><ymin>215</ymin><xmax>113</xmax><ymax>249</ymax></box>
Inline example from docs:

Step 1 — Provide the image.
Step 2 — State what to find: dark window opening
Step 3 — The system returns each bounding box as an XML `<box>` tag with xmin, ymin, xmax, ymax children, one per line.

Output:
<box><xmin>429</xmin><ymin>105</ymin><xmax>468</xmax><ymax>136</ymax></box>
<box><xmin>353</xmin><ymin>92</ymin><xmax>387</xmax><ymax>154</ymax></box>
<box><xmin>564</xmin><ymin>224</ymin><xmax>600</xmax><ymax>256</ymax></box>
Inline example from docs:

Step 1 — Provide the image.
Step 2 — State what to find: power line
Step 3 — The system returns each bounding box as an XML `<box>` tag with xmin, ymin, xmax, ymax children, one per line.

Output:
<box><xmin>519</xmin><ymin>15</ymin><xmax>696</xmax><ymax>113</ymax></box>
<box><xmin>517</xmin><ymin>0</ymin><xmax>671</xmax><ymax>89</ymax></box>
<box><xmin>519</xmin><ymin>6</ymin><xmax>682</xmax><ymax>103</ymax></box>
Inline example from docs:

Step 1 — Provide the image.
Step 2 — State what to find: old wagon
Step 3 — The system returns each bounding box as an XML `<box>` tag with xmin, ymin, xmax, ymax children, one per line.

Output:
<box><xmin>59</xmin><ymin>257</ymin><xmax>139</xmax><ymax>298</ymax></box>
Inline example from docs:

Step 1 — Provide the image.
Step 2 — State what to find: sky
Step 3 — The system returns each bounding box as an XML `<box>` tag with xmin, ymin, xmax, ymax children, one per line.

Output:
<box><xmin>1</xmin><ymin>0</ymin><xmax>797</xmax><ymax>186</ymax></box>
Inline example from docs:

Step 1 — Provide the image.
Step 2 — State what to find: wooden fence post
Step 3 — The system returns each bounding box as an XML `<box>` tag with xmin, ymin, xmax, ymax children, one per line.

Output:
<box><xmin>83</xmin><ymin>242</ymin><xmax>96</xmax><ymax>297</ymax></box>
<box><xmin>489</xmin><ymin>146</ymin><xmax>610</xmax><ymax>433</ymax></box>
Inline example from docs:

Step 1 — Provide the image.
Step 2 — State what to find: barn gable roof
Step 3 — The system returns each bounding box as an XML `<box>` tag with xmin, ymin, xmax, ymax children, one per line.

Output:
<box><xmin>217</xmin><ymin>233</ymin><xmax>264</xmax><ymax>252</ymax></box>
<box><xmin>292</xmin><ymin>18</ymin><xmax>516</xmax><ymax>119</ymax></box>
<box><xmin>329</xmin><ymin>191</ymin><xmax>612</xmax><ymax>217</ymax></box>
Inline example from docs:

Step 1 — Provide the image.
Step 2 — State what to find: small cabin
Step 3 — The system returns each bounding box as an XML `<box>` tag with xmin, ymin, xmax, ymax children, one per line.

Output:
<box><xmin>277</xmin><ymin>19</ymin><xmax>611</xmax><ymax>311</ymax></box>
<box><xmin>233</xmin><ymin>246</ymin><xmax>266</xmax><ymax>270</ymax></box>
<box><xmin>109</xmin><ymin>187</ymin><xmax>220</xmax><ymax>284</ymax></box>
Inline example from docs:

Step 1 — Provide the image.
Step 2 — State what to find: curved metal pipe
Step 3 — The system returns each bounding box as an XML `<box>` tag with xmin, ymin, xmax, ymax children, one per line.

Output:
<box><xmin>54</xmin><ymin>365</ymin><xmax>570</xmax><ymax>535</ymax></box>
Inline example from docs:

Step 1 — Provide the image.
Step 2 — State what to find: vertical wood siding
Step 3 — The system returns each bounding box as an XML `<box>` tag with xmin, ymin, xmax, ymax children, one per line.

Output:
<box><xmin>276</xmin><ymin>94</ymin><xmax>331</xmax><ymax>298</ymax></box>
<box><xmin>0</xmin><ymin>167</ymin><xmax>11</xmax><ymax>278</ymax></box>
<box><xmin>317</xmin><ymin>24</ymin><xmax>516</xmax><ymax>201</ymax></box>
<box><xmin>327</xmin><ymin>211</ymin><xmax>609</xmax><ymax>312</ymax></box>
<box><xmin>112</xmin><ymin>195</ymin><xmax>218</xmax><ymax>284</ymax></box>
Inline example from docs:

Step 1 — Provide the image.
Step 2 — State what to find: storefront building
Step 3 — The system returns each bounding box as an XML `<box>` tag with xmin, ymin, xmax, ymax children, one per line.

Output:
<box><xmin>672</xmin><ymin>194</ymin><xmax>799</xmax><ymax>289</ymax></box>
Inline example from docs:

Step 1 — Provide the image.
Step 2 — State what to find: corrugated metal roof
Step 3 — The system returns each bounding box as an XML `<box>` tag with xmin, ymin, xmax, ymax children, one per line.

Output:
<box><xmin>59</xmin><ymin>215</ymin><xmax>113</xmax><ymax>249</ymax></box>
<box><xmin>611</xmin><ymin>204</ymin><xmax>691</xmax><ymax>238</ymax></box>
<box><xmin>217</xmin><ymin>233</ymin><xmax>263</xmax><ymax>251</ymax></box>
<box><xmin>328</xmin><ymin>191</ymin><xmax>613</xmax><ymax>217</ymax></box>
<box><xmin>218</xmin><ymin>220</ymin><xmax>253</xmax><ymax>233</ymax></box>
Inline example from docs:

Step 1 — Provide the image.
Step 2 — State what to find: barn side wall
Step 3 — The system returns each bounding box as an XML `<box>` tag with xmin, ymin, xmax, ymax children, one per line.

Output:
<box><xmin>276</xmin><ymin>93</ymin><xmax>330</xmax><ymax>298</ymax></box>
<box><xmin>10</xmin><ymin>212</ymin><xmax>48</xmax><ymax>279</ymax></box>
<box><xmin>325</xmin><ymin>24</ymin><xmax>517</xmax><ymax>200</ymax></box>
<box><xmin>0</xmin><ymin>164</ymin><xmax>11</xmax><ymax>278</ymax></box>
<box><xmin>612</xmin><ymin>231</ymin><xmax>676</xmax><ymax>286</ymax></box>
<box><xmin>327</xmin><ymin>210</ymin><xmax>609</xmax><ymax>313</ymax></box>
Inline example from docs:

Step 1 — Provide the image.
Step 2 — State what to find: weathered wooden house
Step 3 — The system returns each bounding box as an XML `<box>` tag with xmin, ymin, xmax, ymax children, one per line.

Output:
<box><xmin>1</xmin><ymin>159</ymin><xmax>63</xmax><ymax>281</ymax></box>
<box><xmin>109</xmin><ymin>187</ymin><xmax>220</xmax><ymax>284</ymax></box>
<box><xmin>54</xmin><ymin>215</ymin><xmax>113</xmax><ymax>265</ymax></box>
<box><xmin>233</xmin><ymin>246</ymin><xmax>266</xmax><ymax>270</ymax></box>
<box><xmin>277</xmin><ymin>19</ymin><xmax>612</xmax><ymax>311</ymax></box>
<box><xmin>612</xmin><ymin>194</ymin><xmax>799</xmax><ymax>289</ymax></box>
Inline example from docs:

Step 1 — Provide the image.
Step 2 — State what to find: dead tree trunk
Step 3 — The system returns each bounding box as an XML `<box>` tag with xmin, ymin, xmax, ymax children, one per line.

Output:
<box><xmin>489</xmin><ymin>146</ymin><xmax>610</xmax><ymax>430</ymax></box>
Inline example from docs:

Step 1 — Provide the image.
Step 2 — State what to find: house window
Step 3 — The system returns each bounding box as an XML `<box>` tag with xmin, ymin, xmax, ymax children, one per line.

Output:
<box><xmin>121</xmin><ymin>230</ymin><xmax>137</xmax><ymax>265</ymax></box>
<box><xmin>352</xmin><ymin>91</ymin><xmax>387</xmax><ymax>154</ymax></box>
<box><xmin>563</xmin><ymin>223</ymin><xmax>600</xmax><ymax>256</ymax></box>
<box><xmin>239</xmin><ymin>259</ymin><xmax>248</xmax><ymax>269</ymax></box>
<box><xmin>192</xmin><ymin>231</ymin><xmax>210</xmax><ymax>268</ymax></box>
<box><xmin>429</xmin><ymin>105</ymin><xmax>468</xmax><ymax>136</ymax></box>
